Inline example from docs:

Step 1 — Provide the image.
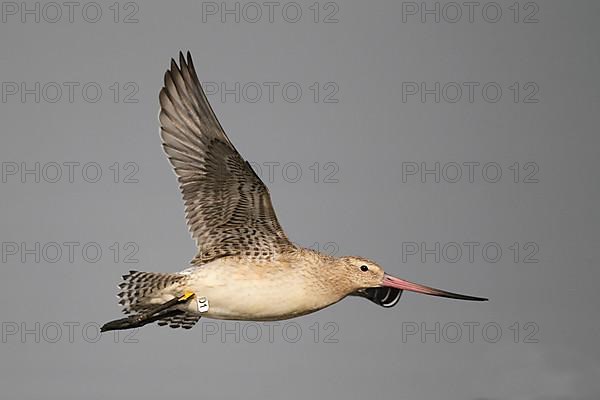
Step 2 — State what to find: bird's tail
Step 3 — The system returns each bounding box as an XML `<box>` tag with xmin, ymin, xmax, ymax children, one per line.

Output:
<box><xmin>117</xmin><ymin>270</ymin><xmax>187</xmax><ymax>314</ymax></box>
<box><xmin>102</xmin><ymin>270</ymin><xmax>201</xmax><ymax>332</ymax></box>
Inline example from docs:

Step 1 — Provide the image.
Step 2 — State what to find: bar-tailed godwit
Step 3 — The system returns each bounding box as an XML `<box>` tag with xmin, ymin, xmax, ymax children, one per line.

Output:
<box><xmin>101</xmin><ymin>52</ymin><xmax>486</xmax><ymax>332</ymax></box>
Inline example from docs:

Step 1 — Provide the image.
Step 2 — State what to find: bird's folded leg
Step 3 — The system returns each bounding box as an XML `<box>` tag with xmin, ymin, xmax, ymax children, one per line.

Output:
<box><xmin>101</xmin><ymin>292</ymin><xmax>196</xmax><ymax>332</ymax></box>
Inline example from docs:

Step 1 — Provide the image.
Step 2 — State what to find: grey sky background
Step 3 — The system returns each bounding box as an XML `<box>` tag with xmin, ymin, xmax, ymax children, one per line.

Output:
<box><xmin>0</xmin><ymin>1</ymin><xmax>598</xmax><ymax>399</ymax></box>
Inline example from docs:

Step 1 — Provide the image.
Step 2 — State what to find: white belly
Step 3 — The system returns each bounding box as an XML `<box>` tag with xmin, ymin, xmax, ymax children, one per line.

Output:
<box><xmin>180</xmin><ymin>261</ymin><xmax>339</xmax><ymax>321</ymax></box>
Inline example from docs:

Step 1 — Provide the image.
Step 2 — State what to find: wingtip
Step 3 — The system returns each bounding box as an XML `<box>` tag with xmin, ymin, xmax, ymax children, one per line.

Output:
<box><xmin>186</xmin><ymin>51</ymin><xmax>196</xmax><ymax>73</ymax></box>
<box><xmin>172</xmin><ymin>50</ymin><xmax>193</xmax><ymax>70</ymax></box>
<box><xmin>170</xmin><ymin>58</ymin><xmax>178</xmax><ymax>71</ymax></box>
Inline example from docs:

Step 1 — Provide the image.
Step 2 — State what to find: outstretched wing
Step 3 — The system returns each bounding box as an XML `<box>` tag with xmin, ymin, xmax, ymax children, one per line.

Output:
<box><xmin>159</xmin><ymin>52</ymin><xmax>292</xmax><ymax>264</ymax></box>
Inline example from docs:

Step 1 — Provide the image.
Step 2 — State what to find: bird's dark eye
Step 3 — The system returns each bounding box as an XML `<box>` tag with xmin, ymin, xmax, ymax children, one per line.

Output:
<box><xmin>360</xmin><ymin>265</ymin><xmax>369</xmax><ymax>272</ymax></box>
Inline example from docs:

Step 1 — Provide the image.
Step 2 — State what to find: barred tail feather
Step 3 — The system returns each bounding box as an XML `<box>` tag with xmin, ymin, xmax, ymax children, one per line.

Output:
<box><xmin>117</xmin><ymin>270</ymin><xmax>186</xmax><ymax>314</ymax></box>
<box><xmin>157</xmin><ymin>313</ymin><xmax>200</xmax><ymax>330</ymax></box>
<box><xmin>116</xmin><ymin>270</ymin><xmax>201</xmax><ymax>330</ymax></box>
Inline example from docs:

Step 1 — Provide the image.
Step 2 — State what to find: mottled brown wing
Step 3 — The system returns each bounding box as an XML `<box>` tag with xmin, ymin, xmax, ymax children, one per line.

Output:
<box><xmin>159</xmin><ymin>52</ymin><xmax>292</xmax><ymax>264</ymax></box>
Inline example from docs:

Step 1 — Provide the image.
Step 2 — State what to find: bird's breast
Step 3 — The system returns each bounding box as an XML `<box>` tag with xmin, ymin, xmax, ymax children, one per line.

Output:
<box><xmin>184</xmin><ymin>260</ymin><xmax>343</xmax><ymax>321</ymax></box>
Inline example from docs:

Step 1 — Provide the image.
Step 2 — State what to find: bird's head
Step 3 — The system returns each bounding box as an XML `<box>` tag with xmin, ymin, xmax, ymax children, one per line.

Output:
<box><xmin>337</xmin><ymin>256</ymin><xmax>386</xmax><ymax>290</ymax></box>
<box><xmin>338</xmin><ymin>256</ymin><xmax>487</xmax><ymax>301</ymax></box>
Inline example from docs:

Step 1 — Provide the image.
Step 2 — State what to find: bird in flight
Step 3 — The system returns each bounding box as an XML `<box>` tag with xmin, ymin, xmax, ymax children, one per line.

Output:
<box><xmin>101</xmin><ymin>52</ymin><xmax>486</xmax><ymax>332</ymax></box>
